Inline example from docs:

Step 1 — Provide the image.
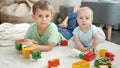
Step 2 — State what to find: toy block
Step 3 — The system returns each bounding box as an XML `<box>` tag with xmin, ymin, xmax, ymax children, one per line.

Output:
<box><xmin>94</xmin><ymin>57</ymin><xmax>110</xmax><ymax>67</ymax></box>
<box><xmin>61</xmin><ymin>40</ymin><xmax>68</xmax><ymax>46</ymax></box>
<box><xmin>30</xmin><ymin>50</ymin><xmax>41</xmax><ymax>62</ymax></box>
<box><xmin>48</xmin><ymin>58</ymin><xmax>60</xmax><ymax>68</ymax></box>
<box><xmin>83</xmin><ymin>52</ymin><xmax>96</xmax><ymax>61</ymax></box>
<box><xmin>15</xmin><ymin>39</ymin><xmax>42</xmax><ymax>61</ymax></box>
<box><xmin>72</xmin><ymin>60</ymin><xmax>90</xmax><ymax>68</ymax></box>
<box><xmin>15</xmin><ymin>42</ymin><xmax>22</xmax><ymax>51</ymax></box>
<box><xmin>31</xmin><ymin>50</ymin><xmax>41</xmax><ymax>59</ymax></box>
<box><xmin>22</xmin><ymin>45</ymin><xmax>37</xmax><ymax>57</ymax></box>
<box><xmin>99</xmin><ymin>49</ymin><xmax>108</xmax><ymax>57</ymax></box>
<box><xmin>98</xmin><ymin>64</ymin><xmax>112</xmax><ymax>68</ymax></box>
<box><xmin>105</xmin><ymin>52</ymin><xmax>115</xmax><ymax>61</ymax></box>
<box><xmin>79</xmin><ymin>52</ymin><xmax>84</xmax><ymax>58</ymax></box>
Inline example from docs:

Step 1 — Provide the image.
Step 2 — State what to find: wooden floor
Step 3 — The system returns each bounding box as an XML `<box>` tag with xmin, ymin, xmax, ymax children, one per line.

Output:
<box><xmin>103</xmin><ymin>28</ymin><xmax>120</xmax><ymax>45</ymax></box>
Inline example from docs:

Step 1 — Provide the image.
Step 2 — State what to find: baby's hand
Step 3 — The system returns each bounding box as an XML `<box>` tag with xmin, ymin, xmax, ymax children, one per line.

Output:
<box><xmin>81</xmin><ymin>47</ymin><xmax>88</xmax><ymax>52</ymax></box>
<box><xmin>86</xmin><ymin>47</ymin><xmax>92</xmax><ymax>52</ymax></box>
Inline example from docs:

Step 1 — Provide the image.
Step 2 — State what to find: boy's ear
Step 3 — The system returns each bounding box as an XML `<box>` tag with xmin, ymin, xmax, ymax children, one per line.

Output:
<box><xmin>51</xmin><ymin>14</ymin><xmax>54</xmax><ymax>19</ymax></box>
<box><xmin>32</xmin><ymin>14</ymin><xmax>35</xmax><ymax>19</ymax></box>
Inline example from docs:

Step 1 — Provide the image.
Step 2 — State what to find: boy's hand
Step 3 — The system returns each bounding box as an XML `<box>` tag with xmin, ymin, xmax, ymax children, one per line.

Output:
<box><xmin>16</xmin><ymin>39</ymin><xmax>34</xmax><ymax>46</ymax></box>
<box><xmin>16</xmin><ymin>39</ymin><xmax>25</xmax><ymax>42</ymax></box>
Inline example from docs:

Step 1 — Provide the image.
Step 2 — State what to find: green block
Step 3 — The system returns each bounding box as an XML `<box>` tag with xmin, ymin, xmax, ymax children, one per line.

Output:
<box><xmin>94</xmin><ymin>57</ymin><xmax>110</xmax><ymax>67</ymax></box>
<box><xmin>15</xmin><ymin>42</ymin><xmax>21</xmax><ymax>51</ymax></box>
<box><xmin>79</xmin><ymin>52</ymin><xmax>84</xmax><ymax>58</ymax></box>
<box><xmin>32</xmin><ymin>50</ymin><xmax>41</xmax><ymax>60</ymax></box>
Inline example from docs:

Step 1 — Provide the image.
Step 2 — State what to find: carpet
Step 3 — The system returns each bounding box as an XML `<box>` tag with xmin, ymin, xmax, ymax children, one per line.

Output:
<box><xmin>0</xmin><ymin>39</ymin><xmax>120</xmax><ymax>68</ymax></box>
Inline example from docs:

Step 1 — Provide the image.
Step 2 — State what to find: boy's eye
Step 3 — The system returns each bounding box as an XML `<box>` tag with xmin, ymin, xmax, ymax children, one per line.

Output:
<box><xmin>46</xmin><ymin>15</ymin><xmax>50</xmax><ymax>18</ymax></box>
<box><xmin>38</xmin><ymin>15</ymin><xmax>42</xmax><ymax>17</ymax></box>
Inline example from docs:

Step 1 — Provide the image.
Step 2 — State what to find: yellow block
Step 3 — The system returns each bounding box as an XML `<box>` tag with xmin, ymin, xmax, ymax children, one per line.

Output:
<box><xmin>72</xmin><ymin>60</ymin><xmax>90</xmax><ymax>68</ymax></box>
<box><xmin>22</xmin><ymin>46</ymin><xmax>37</xmax><ymax>57</ymax></box>
<box><xmin>99</xmin><ymin>49</ymin><xmax>108</xmax><ymax>57</ymax></box>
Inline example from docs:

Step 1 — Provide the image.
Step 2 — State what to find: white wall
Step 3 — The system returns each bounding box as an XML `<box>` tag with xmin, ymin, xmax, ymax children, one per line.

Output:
<box><xmin>48</xmin><ymin>0</ymin><xmax>81</xmax><ymax>13</ymax></box>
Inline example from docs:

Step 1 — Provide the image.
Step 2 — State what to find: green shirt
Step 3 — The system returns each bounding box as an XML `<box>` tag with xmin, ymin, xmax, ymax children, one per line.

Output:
<box><xmin>24</xmin><ymin>22</ymin><xmax>65</xmax><ymax>46</ymax></box>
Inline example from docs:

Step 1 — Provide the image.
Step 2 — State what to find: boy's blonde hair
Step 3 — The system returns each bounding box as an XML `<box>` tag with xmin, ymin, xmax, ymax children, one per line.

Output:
<box><xmin>32</xmin><ymin>0</ymin><xmax>53</xmax><ymax>14</ymax></box>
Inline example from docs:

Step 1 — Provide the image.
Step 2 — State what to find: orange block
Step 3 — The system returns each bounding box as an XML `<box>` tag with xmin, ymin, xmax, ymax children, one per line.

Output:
<box><xmin>48</xmin><ymin>58</ymin><xmax>60</xmax><ymax>68</ymax></box>
<box><xmin>72</xmin><ymin>60</ymin><xmax>90</xmax><ymax>68</ymax></box>
<box><xmin>99</xmin><ymin>49</ymin><xmax>108</xmax><ymax>57</ymax></box>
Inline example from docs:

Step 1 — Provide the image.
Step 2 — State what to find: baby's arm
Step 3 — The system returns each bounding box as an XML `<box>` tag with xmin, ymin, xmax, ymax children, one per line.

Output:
<box><xmin>89</xmin><ymin>33</ymin><xmax>99</xmax><ymax>51</ymax></box>
<box><xmin>73</xmin><ymin>35</ymin><xmax>87</xmax><ymax>52</ymax></box>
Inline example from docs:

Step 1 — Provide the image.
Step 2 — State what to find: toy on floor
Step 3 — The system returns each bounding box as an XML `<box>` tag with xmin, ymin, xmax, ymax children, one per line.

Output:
<box><xmin>61</xmin><ymin>40</ymin><xmax>68</xmax><ymax>46</ymax></box>
<box><xmin>72</xmin><ymin>60</ymin><xmax>90</xmax><ymax>68</ymax></box>
<box><xmin>99</xmin><ymin>49</ymin><xmax>115</xmax><ymax>61</ymax></box>
<box><xmin>48</xmin><ymin>58</ymin><xmax>60</xmax><ymax>68</ymax></box>
<box><xmin>15</xmin><ymin>39</ymin><xmax>41</xmax><ymax>61</ymax></box>
<box><xmin>94</xmin><ymin>57</ymin><xmax>112</xmax><ymax>68</ymax></box>
<box><xmin>72</xmin><ymin>48</ymin><xmax>96</xmax><ymax>61</ymax></box>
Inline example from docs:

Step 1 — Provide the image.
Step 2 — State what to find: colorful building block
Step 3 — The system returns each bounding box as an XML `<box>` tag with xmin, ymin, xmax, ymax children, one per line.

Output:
<box><xmin>15</xmin><ymin>39</ymin><xmax>42</xmax><ymax>61</ymax></box>
<box><xmin>61</xmin><ymin>40</ymin><xmax>68</xmax><ymax>46</ymax></box>
<box><xmin>105</xmin><ymin>52</ymin><xmax>115</xmax><ymax>61</ymax></box>
<box><xmin>99</xmin><ymin>49</ymin><xmax>108</xmax><ymax>57</ymax></box>
<box><xmin>98</xmin><ymin>49</ymin><xmax>115</xmax><ymax>61</ymax></box>
<box><xmin>94</xmin><ymin>57</ymin><xmax>111</xmax><ymax>68</ymax></box>
<box><xmin>72</xmin><ymin>48</ymin><xmax>96</xmax><ymax>61</ymax></box>
<box><xmin>22</xmin><ymin>45</ymin><xmax>38</xmax><ymax>57</ymax></box>
<box><xmin>83</xmin><ymin>52</ymin><xmax>96</xmax><ymax>61</ymax></box>
<box><xmin>48</xmin><ymin>58</ymin><xmax>60</xmax><ymax>68</ymax></box>
<box><xmin>99</xmin><ymin>64</ymin><xmax>112</xmax><ymax>68</ymax></box>
<box><xmin>72</xmin><ymin>60</ymin><xmax>90</xmax><ymax>68</ymax></box>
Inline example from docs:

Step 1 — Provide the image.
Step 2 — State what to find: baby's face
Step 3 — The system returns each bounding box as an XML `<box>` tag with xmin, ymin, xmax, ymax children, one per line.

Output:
<box><xmin>32</xmin><ymin>8</ymin><xmax>53</xmax><ymax>27</ymax></box>
<box><xmin>77</xmin><ymin>9</ymin><xmax>93</xmax><ymax>29</ymax></box>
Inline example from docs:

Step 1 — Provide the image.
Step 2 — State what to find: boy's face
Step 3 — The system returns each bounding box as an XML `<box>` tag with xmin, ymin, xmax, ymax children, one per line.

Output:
<box><xmin>77</xmin><ymin>10</ymin><xmax>93</xmax><ymax>29</ymax></box>
<box><xmin>32</xmin><ymin>8</ymin><xmax>53</xmax><ymax>27</ymax></box>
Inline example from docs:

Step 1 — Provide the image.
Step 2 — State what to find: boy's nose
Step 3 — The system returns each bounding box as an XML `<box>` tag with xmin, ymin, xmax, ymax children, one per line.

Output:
<box><xmin>42</xmin><ymin>17</ymin><xmax>46</xmax><ymax>21</ymax></box>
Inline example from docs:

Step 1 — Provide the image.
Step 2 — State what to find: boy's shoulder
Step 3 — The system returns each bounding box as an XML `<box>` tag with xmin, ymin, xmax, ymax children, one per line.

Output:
<box><xmin>30</xmin><ymin>22</ymin><xmax>37</xmax><ymax>27</ymax></box>
<box><xmin>48</xmin><ymin>22</ymin><xmax>57</xmax><ymax>28</ymax></box>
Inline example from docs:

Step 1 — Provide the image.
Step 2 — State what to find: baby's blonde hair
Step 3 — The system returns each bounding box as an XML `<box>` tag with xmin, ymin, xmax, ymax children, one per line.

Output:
<box><xmin>77</xmin><ymin>6</ymin><xmax>93</xmax><ymax>17</ymax></box>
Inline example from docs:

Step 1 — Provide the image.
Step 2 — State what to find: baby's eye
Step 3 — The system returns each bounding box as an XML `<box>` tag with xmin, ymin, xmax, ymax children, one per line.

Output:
<box><xmin>80</xmin><ymin>17</ymin><xmax>83</xmax><ymax>20</ymax></box>
<box><xmin>86</xmin><ymin>17</ymin><xmax>89</xmax><ymax>20</ymax></box>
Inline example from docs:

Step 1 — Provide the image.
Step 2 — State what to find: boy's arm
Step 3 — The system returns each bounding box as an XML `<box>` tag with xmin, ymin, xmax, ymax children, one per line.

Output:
<box><xmin>73</xmin><ymin>35</ymin><xmax>87</xmax><ymax>52</ymax></box>
<box><xmin>34</xmin><ymin>42</ymin><xmax>54</xmax><ymax>52</ymax></box>
<box><xmin>89</xmin><ymin>33</ymin><xmax>99</xmax><ymax>49</ymax></box>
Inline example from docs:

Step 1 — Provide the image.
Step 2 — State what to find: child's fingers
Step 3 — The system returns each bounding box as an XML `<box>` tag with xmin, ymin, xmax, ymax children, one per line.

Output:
<box><xmin>16</xmin><ymin>39</ymin><xmax>25</xmax><ymax>42</ymax></box>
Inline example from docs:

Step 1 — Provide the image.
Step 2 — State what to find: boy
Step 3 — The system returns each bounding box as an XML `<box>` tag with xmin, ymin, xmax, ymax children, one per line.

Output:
<box><xmin>73</xmin><ymin>7</ymin><xmax>106</xmax><ymax>52</ymax></box>
<box><xmin>19</xmin><ymin>0</ymin><xmax>65</xmax><ymax>52</ymax></box>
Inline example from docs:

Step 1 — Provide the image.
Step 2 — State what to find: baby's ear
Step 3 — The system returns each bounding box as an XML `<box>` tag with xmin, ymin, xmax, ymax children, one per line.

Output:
<box><xmin>92</xmin><ymin>18</ymin><xmax>94</xmax><ymax>23</ymax></box>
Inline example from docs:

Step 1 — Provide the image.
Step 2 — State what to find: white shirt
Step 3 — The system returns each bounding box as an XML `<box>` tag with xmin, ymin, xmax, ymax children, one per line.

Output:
<box><xmin>73</xmin><ymin>25</ymin><xmax>98</xmax><ymax>47</ymax></box>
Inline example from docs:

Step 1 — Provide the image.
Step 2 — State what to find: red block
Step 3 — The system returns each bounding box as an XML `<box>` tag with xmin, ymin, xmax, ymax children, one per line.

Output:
<box><xmin>61</xmin><ymin>40</ymin><xmax>68</xmax><ymax>46</ymax></box>
<box><xmin>83</xmin><ymin>52</ymin><xmax>96</xmax><ymax>61</ymax></box>
<box><xmin>105</xmin><ymin>52</ymin><xmax>115</xmax><ymax>61</ymax></box>
<box><xmin>48</xmin><ymin>58</ymin><xmax>60</xmax><ymax>68</ymax></box>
